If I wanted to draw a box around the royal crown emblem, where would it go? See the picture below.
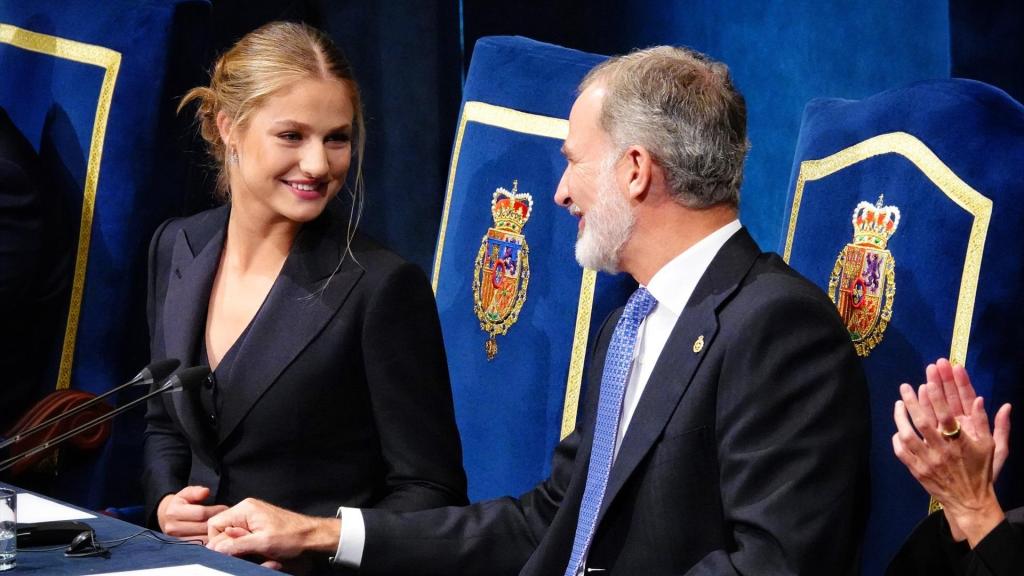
[828,195,900,356]
[473,181,533,360]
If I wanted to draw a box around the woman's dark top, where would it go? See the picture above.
[196,318,255,437]
[887,507,1024,576]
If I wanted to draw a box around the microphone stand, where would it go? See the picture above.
[0,366,208,474]
[0,359,180,451]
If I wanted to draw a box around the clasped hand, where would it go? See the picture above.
[891,358,1012,547]
[206,498,339,571]
[157,485,229,544]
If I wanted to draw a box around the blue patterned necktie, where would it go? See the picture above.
[564,287,658,576]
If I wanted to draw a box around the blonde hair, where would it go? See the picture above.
[178,21,365,203]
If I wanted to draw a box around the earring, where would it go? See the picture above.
[230,148,239,165]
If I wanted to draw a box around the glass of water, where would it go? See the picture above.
[0,488,14,571]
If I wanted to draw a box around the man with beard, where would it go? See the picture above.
[205,46,870,575]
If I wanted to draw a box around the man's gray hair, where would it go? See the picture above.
[580,46,750,208]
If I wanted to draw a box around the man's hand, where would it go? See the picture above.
[207,498,340,564]
[157,485,229,544]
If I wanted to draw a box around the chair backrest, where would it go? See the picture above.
[779,79,1024,575]
[0,0,210,507]
[431,36,634,501]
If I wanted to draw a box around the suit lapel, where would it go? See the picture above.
[163,205,229,455]
[215,206,364,446]
[596,229,762,523]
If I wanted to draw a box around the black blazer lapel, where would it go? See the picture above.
[597,228,762,523]
[215,208,364,446]
[162,205,229,458]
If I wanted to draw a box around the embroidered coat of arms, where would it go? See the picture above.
[828,195,900,356]
[473,181,533,360]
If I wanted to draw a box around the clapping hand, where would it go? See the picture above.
[892,359,1011,547]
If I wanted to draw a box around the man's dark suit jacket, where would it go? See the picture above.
[142,201,468,526]
[0,108,71,433]
[887,507,1024,576]
[357,228,870,575]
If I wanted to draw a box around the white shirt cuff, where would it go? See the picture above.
[331,506,366,568]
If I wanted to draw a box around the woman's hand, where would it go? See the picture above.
[926,359,1012,481]
[892,359,1011,547]
[157,485,229,544]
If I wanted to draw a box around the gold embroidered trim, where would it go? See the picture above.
[784,131,991,366]
[431,101,589,436]
[561,270,596,439]
[0,23,122,390]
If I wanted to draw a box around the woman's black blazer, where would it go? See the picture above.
[141,200,467,525]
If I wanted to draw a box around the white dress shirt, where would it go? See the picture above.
[334,220,744,569]
[613,219,742,459]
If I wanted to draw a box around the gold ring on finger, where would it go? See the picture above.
[941,420,962,440]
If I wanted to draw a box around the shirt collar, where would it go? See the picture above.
[645,220,743,318]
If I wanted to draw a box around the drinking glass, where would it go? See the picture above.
[0,488,14,571]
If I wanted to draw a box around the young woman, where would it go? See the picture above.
[142,21,466,547]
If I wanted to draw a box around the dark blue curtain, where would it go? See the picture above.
[950,0,1024,105]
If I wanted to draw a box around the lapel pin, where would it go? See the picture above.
[693,335,704,354]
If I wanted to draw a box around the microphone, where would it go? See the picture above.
[0,359,181,451]
[0,366,210,473]
[127,358,183,387]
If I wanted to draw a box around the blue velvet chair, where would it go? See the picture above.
[0,0,210,509]
[432,36,634,501]
[778,79,1024,575]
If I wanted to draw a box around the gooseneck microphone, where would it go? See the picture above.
[0,358,182,451]
[0,366,210,473]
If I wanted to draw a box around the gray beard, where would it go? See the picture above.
[574,169,635,274]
